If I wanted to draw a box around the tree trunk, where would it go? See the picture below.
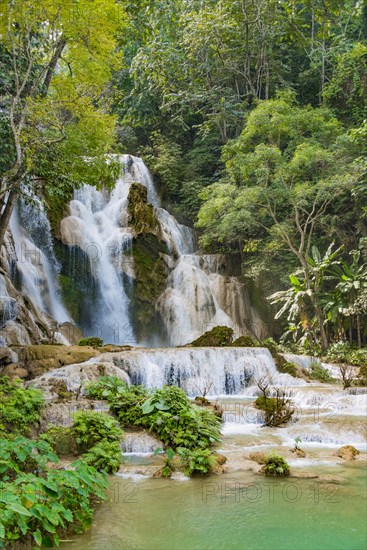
[0,188,19,245]
[357,314,361,348]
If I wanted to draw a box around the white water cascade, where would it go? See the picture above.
[9,202,70,325]
[95,347,303,396]
[60,155,265,346]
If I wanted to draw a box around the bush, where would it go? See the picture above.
[0,377,44,435]
[177,447,217,476]
[255,382,294,427]
[73,411,123,453]
[309,362,332,382]
[85,376,128,400]
[358,364,367,386]
[78,337,103,348]
[277,361,298,376]
[82,441,122,474]
[0,436,107,548]
[263,454,290,477]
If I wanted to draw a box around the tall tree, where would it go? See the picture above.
[0,0,125,243]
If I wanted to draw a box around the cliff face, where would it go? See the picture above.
[0,232,53,346]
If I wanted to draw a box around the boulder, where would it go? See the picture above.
[0,363,28,379]
[0,346,15,365]
[18,344,100,378]
[248,451,267,465]
[290,447,306,458]
[40,399,110,430]
[29,360,130,400]
[58,322,83,345]
[336,445,360,461]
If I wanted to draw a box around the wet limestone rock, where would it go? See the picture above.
[290,447,306,458]
[29,360,130,400]
[336,445,360,460]
[40,399,110,430]
[121,430,163,454]
[128,183,160,235]
[0,363,28,379]
[17,344,100,378]
[248,452,267,465]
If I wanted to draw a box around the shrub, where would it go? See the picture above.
[73,411,123,453]
[358,364,367,386]
[0,458,107,548]
[277,361,298,376]
[81,441,122,474]
[255,381,294,427]
[0,377,44,435]
[263,454,290,477]
[177,447,217,476]
[85,376,128,400]
[0,436,58,481]
[78,337,103,348]
[309,362,332,382]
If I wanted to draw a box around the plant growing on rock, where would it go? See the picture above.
[189,326,234,347]
[73,411,123,452]
[78,337,103,348]
[177,447,217,476]
[309,362,332,382]
[0,376,43,435]
[263,454,290,477]
[255,379,294,427]
[339,364,356,389]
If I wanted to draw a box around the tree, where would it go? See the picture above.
[0,0,125,243]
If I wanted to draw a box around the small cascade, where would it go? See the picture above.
[9,202,70,324]
[101,347,303,396]
[121,431,162,454]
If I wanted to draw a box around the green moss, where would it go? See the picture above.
[128,182,160,234]
[231,335,259,347]
[263,454,290,477]
[59,274,81,321]
[78,337,103,348]
[189,326,234,347]
[128,234,168,328]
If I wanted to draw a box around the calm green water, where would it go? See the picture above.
[62,465,367,550]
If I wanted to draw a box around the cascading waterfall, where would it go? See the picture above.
[9,201,70,324]
[60,155,260,345]
[95,347,303,396]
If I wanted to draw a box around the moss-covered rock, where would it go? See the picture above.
[128,182,160,235]
[188,326,234,347]
[17,345,100,378]
[231,335,259,347]
[78,337,103,348]
[41,426,78,456]
[128,234,168,332]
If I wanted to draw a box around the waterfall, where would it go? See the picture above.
[97,347,303,396]
[59,155,261,346]
[9,202,70,324]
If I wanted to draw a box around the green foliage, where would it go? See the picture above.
[189,326,234,347]
[263,454,290,477]
[177,447,217,476]
[40,426,77,457]
[85,376,128,400]
[81,441,122,474]
[326,342,367,367]
[0,437,58,481]
[73,411,123,453]
[78,337,104,348]
[309,362,333,382]
[0,456,107,548]
[324,43,367,125]
[0,377,43,435]
[85,378,222,452]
